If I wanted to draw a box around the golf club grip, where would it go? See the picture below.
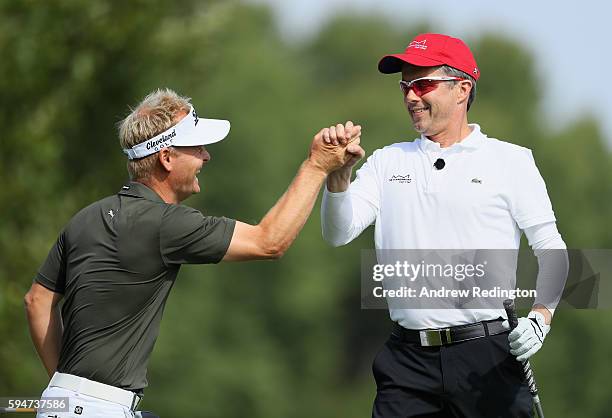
[522,361,539,394]
[502,300,544,417]
[503,299,519,329]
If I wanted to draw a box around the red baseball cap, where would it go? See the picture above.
[378,33,480,80]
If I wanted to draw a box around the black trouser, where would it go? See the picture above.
[372,330,533,418]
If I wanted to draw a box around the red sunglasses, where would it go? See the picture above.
[399,76,466,97]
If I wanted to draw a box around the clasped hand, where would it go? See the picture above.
[309,121,365,174]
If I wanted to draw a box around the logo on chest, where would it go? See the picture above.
[388,174,412,184]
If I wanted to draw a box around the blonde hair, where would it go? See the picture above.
[118,88,191,180]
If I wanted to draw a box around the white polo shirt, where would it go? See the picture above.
[321,124,557,329]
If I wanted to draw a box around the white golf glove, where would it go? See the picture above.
[502,311,550,362]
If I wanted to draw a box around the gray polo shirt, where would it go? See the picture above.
[35,182,235,391]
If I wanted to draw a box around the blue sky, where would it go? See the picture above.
[249,0,612,144]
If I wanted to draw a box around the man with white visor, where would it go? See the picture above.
[321,34,568,417]
[25,88,362,417]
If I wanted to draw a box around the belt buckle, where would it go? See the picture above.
[420,328,452,346]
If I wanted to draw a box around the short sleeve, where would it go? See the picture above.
[35,231,67,294]
[160,205,236,265]
[509,149,556,229]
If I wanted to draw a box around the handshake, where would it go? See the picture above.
[308,121,366,176]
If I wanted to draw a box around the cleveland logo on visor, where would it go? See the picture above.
[146,130,176,150]
[122,105,230,160]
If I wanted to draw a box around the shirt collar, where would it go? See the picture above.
[118,181,166,203]
[417,124,486,153]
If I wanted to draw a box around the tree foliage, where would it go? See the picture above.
[1,2,610,417]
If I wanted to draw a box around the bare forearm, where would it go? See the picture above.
[224,122,362,261]
[26,304,63,377]
[258,160,327,255]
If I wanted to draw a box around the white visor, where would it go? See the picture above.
[123,106,230,160]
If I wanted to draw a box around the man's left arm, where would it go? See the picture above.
[25,282,63,377]
[505,148,569,361]
[526,221,570,322]
[505,221,569,361]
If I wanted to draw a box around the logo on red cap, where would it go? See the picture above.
[408,40,428,50]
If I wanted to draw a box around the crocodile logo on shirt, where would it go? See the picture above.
[389,174,412,184]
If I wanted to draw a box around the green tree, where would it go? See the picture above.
[1,2,610,417]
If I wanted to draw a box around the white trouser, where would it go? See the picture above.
[36,373,148,418]
[36,386,135,418]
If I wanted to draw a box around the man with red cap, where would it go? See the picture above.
[321,34,568,417]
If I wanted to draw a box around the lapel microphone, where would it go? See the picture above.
[434,158,446,170]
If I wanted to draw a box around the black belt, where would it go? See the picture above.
[392,319,507,347]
